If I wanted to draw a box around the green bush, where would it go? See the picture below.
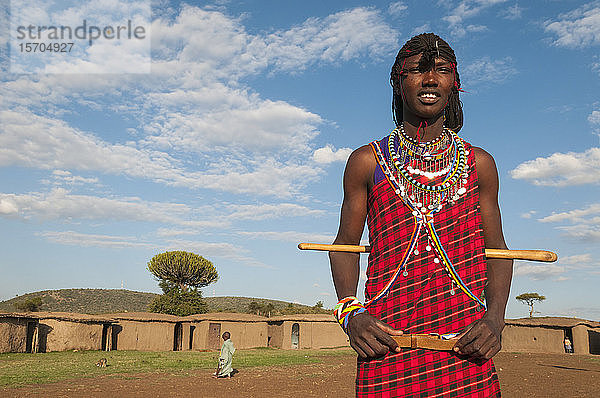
[148,288,208,316]
[15,297,43,312]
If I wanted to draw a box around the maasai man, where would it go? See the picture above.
[213,332,235,378]
[330,33,512,397]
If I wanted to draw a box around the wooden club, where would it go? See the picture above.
[297,243,557,262]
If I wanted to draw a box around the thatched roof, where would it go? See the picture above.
[0,312,113,323]
[103,312,182,323]
[0,312,39,320]
[186,313,268,322]
[505,317,600,328]
[268,314,337,322]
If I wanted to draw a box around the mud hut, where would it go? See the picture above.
[0,313,39,353]
[502,317,600,355]
[267,314,348,349]
[105,312,183,351]
[33,312,113,352]
[186,313,269,350]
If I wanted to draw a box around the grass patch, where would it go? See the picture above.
[0,348,354,389]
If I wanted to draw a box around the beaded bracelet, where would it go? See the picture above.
[333,296,366,334]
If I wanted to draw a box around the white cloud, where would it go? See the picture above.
[0,109,184,183]
[559,253,593,265]
[557,225,600,242]
[1,6,401,199]
[43,170,100,187]
[520,210,536,219]
[262,7,399,71]
[237,230,335,243]
[513,261,566,280]
[544,2,600,48]
[312,145,353,164]
[155,228,202,237]
[538,204,600,242]
[443,0,507,37]
[388,2,408,18]
[411,24,431,37]
[510,147,600,186]
[8,1,152,74]
[499,4,523,20]
[38,230,155,249]
[539,203,600,224]
[0,198,19,215]
[0,188,191,223]
[593,61,600,76]
[0,188,331,228]
[163,238,269,268]
[0,109,323,198]
[462,56,517,85]
[589,110,600,125]
[226,203,326,221]
[143,92,323,153]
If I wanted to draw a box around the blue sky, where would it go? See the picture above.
[1,0,599,320]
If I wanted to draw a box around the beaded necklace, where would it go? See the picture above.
[387,123,469,214]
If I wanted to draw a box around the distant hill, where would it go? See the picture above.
[0,289,329,316]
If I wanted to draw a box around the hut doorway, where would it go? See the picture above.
[291,323,300,349]
[208,323,221,350]
[564,329,574,353]
[26,321,38,353]
[173,323,183,351]
[589,330,600,355]
[189,326,195,350]
[101,324,113,351]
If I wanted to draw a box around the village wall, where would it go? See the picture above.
[268,322,284,348]
[0,318,29,353]
[572,325,589,355]
[501,325,564,354]
[39,319,103,352]
[298,321,348,349]
[191,321,268,350]
[273,320,348,350]
[113,320,174,351]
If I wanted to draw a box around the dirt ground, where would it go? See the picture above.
[3,351,599,397]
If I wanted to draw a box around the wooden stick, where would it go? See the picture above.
[297,243,557,262]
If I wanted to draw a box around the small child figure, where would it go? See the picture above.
[564,338,573,354]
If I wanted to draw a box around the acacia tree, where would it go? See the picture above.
[147,251,218,292]
[516,292,546,318]
[147,251,218,316]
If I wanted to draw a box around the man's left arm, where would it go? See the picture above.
[454,147,513,360]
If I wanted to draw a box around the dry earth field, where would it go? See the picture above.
[3,350,600,397]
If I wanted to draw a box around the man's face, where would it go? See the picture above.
[399,53,455,121]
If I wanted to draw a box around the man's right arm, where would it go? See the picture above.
[329,145,402,359]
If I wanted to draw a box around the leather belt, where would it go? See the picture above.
[392,334,458,351]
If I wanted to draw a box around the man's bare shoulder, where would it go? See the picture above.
[472,146,497,172]
[344,145,376,190]
[471,146,499,189]
[348,144,375,163]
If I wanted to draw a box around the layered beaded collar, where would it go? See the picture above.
[383,123,469,215]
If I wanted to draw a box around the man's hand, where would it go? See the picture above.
[347,312,404,359]
[453,314,504,360]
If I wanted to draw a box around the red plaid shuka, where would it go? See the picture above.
[356,135,501,397]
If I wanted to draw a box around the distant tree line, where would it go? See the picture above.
[246,300,329,317]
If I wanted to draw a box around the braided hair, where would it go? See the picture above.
[390,33,463,132]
